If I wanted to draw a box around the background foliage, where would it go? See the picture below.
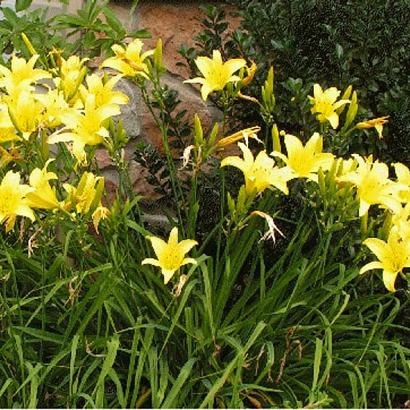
[187,0,410,163]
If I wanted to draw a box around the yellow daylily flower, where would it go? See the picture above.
[5,90,43,140]
[35,89,70,128]
[390,205,410,257]
[0,54,50,95]
[0,171,35,232]
[55,55,88,103]
[221,142,292,195]
[26,160,60,210]
[391,203,410,242]
[338,154,402,216]
[392,162,410,202]
[79,74,129,109]
[272,132,334,182]
[356,116,389,139]
[184,50,246,100]
[360,231,410,292]
[48,94,120,164]
[142,227,198,284]
[308,84,350,129]
[101,39,154,79]
[63,172,104,215]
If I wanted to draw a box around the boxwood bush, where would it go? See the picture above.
[227,0,410,162]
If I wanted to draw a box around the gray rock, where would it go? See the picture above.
[113,76,142,139]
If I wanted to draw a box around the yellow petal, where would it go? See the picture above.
[48,131,77,144]
[327,112,339,129]
[200,83,213,101]
[284,134,303,159]
[147,236,168,259]
[333,99,350,110]
[142,258,161,267]
[168,227,179,246]
[15,205,36,222]
[183,77,205,85]
[394,163,410,184]
[177,239,198,255]
[382,270,398,292]
[363,238,389,261]
[313,84,323,98]
[324,87,340,103]
[101,58,134,76]
[220,156,247,172]
[224,58,247,76]
[195,56,213,78]
[359,261,383,275]
[162,268,177,284]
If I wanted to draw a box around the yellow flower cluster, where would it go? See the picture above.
[220,133,410,292]
[347,158,410,292]
[221,132,334,196]
[0,161,109,233]
[181,50,404,292]
[0,41,145,232]
[0,52,130,163]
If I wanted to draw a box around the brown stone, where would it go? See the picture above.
[134,1,242,79]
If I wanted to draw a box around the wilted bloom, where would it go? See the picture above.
[251,210,284,243]
[101,39,154,79]
[5,90,43,140]
[272,132,334,182]
[79,74,128,109]
[26,160,60,210]
[92,205,110,234]
[221,142,292,195]
[241,60,257,86]
[360,231,410,292]
[48,94,120,164]
[356,116,389,139]
[338,154,402,216]
[216,126,261,149]
[184,50,246,100]
[308,84,350,129]
[142,227,198,284]
[0,54,50,95]
[0,171,35,232]
[0,146,22,168]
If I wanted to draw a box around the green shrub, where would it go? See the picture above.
[222,0,410,162]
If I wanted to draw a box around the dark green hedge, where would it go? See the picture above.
[232,0,410,162]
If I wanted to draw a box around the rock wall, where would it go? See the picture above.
[99,1,241,202]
